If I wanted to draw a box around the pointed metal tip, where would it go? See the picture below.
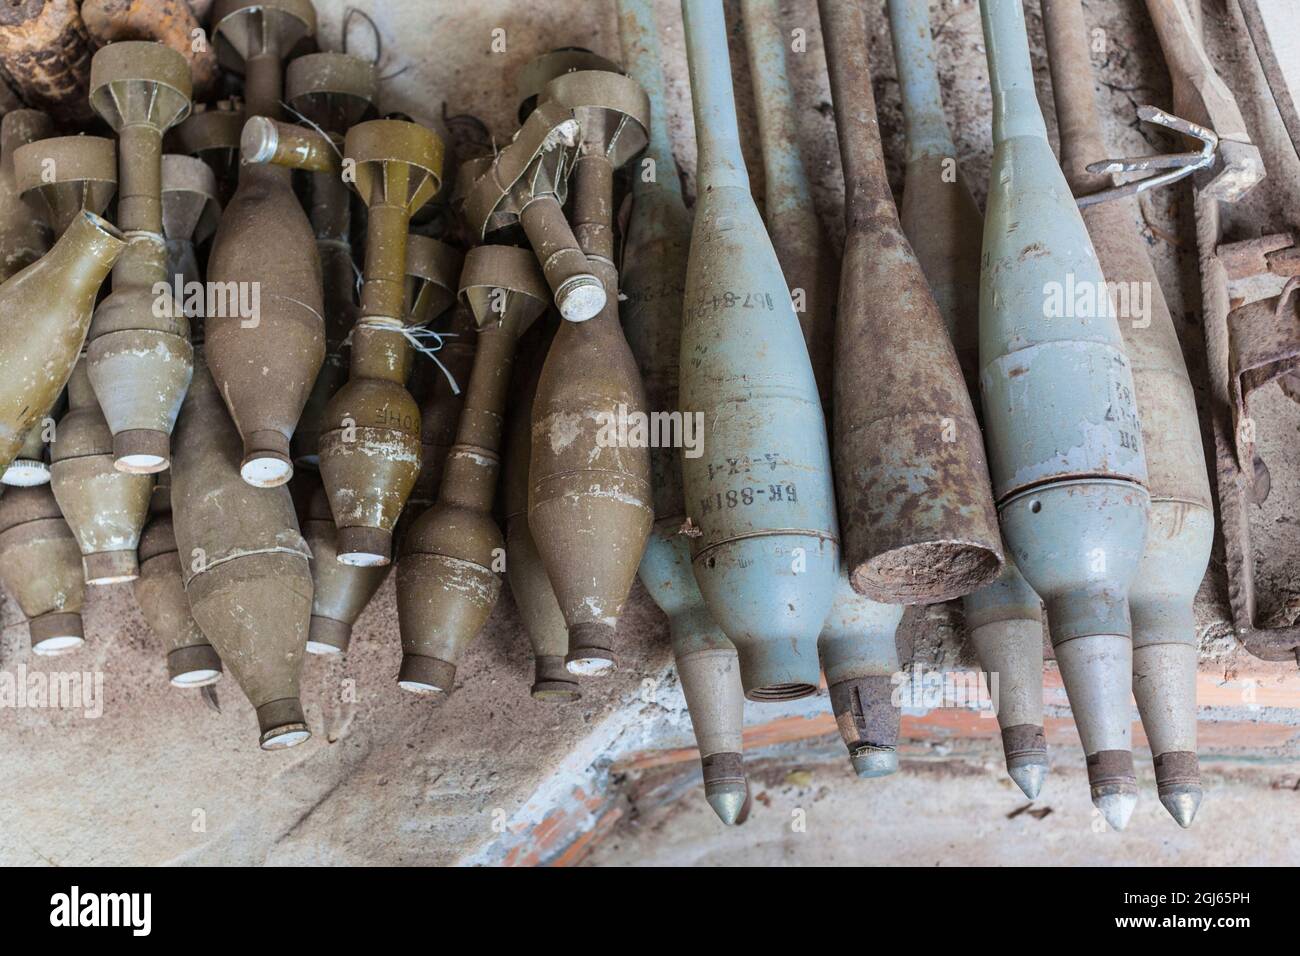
[1007,759,1048,800]
[1093,790,1138,831]
[851,749,898,778]
[704,784,747,826]
[1160,787,1202,829]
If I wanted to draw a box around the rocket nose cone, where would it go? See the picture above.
[851,748,898,779]
[704,783,747,826]
[1007,759,1048,800]
[1093,790,1138,831]
[1159,787,1202,829]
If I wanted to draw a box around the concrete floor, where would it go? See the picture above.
[0,0,1297,866]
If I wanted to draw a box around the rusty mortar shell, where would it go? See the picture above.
[820,0,1003,606]
[1042,0,1212,828]
[619,0,744,820]
[0,484,86,654]
[171,351,314,749]
[679,0,836,700]
[241,116,338,174]
[528,68,654,676]
[401,236,474,532]
[136,513,224,687]
[0,0,94,126]
[888,0,1048,798]
[81,0,219,100]
[86,42,195,475]
[317,119,443,566]
[160,154,220,322]
[50,356,154,584]
[0,109,54,282]
[395,245,548,698]
[515,47,622,123]
[979,0,1150,831]
[0,209,123,477]
[14,134,117,236]
[170,100,245,204]
[284,54,378,469]
[818,577,904,778]
[463,100,605,322]
[297,473,388,656]
[502,319,579,702]
[206,0,322,489]
[740,0,837,405]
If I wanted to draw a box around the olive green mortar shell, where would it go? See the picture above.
[170,101,244,204]
[160,154,220,323]
[206,0,323,490]
[502,319,578,702]
[396,245,547,698]
[529,69,654,676]
[172,353,314,750]
[1042,0,1213,828]
[619,0,743,821]
[819,0,1003,606]
[136,513,224,687]
[0,484,86,655]
[401,238,475,531]
[50,358,154,584]
[0,210,123,477]
[740,0,837,405]
[15,135,117,236]
[0,109,53,282]
[86,43,194,475]
[887,0,1048,798]
[463,99,604,322]
[298,476,388,656]
[319,120,444,566]
[679,0,837,700]
[285,52,377,468]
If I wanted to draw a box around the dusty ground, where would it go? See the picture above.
[0,0,1297,866]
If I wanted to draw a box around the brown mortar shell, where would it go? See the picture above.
[50,359,153,583]
[14,135,117,235]
[0,109,53,283]
[1086,749,1138,792]
[241,116,337,173]
[211,0,317,114]
[306,615,352,654]
[1001,723,1048,760]
[828,674,900,753]
[396,280,539,694]
[255,696,310,750]
[0,211,122,475]
[81,1,218,98]
[0,0,95,125]
[405,305,476,518]
[405,234,463,328]
[170,103,244,203]
[820,0,1003,605]
[301,484,388,650]
[293,239,356,466]
[136,515,223,686]
[166,643,224,687]
[0,485,85,642]
[171,356,313,744]
[28,610,84,652]
[566,621,617,673]
[206,157,325,488]
[1153,750,1200,793]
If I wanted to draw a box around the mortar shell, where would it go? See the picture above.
[0,484,86,654]
[136,514,223,687]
